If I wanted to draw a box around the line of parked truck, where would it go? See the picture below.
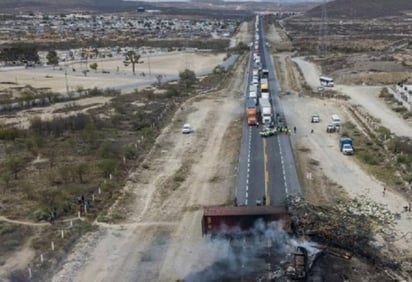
[245,16,274,129]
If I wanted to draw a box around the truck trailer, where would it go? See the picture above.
[339,137,353,155]
[202,206,290,237]
[249,90,257,105]
[259,98,272,125]
[260,78,268,93]
[246,98,257,126]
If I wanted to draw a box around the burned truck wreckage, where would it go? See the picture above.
[199,205,320,281]
[191,199,403,282]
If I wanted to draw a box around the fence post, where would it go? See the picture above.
[51,241,55,251]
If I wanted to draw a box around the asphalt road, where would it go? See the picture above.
[236,17,301,207]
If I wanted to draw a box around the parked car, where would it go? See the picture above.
[326,123,337,133]
[311,114,320,123]
[182,123,193,134]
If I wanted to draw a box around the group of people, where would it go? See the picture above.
[77,194,91,214]
[273,126,295,134]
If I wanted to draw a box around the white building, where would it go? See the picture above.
[393,83,412,112]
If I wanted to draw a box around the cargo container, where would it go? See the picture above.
[259,98,272,125]
[246,98,257,126]
[260,78,268,93]
[202,206,290,236]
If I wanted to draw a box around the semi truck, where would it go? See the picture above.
[261,91,269,100]
[249,87,257,105]
[339,137,353,155]
[259,98,272,125]
[250,84,260,99]
[246,98,257,126]
[252,68,259,79]
[262,69,269,78]
[260,78,268,93]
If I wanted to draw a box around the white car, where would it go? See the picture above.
[182,124,193,134]
[311,114,320,123]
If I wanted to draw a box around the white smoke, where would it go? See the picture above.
[178,219,320,281]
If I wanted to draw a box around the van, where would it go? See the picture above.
[331,114,340,126]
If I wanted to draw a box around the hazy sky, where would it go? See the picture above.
[124,0,324,2]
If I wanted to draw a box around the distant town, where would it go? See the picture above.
[0,12,240,46]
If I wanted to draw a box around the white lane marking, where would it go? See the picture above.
[245,126,253,204]
[277,135,288,196]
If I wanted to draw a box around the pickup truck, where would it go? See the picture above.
[342,144,354,155]
[339,137,354,155]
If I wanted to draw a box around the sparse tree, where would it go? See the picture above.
[75,162,88,183]
[123,51,141,74]
[5,155,24,180]
[89,62,98,72]
[46,50,59,69]
[1,172,12,193]
[58,165,71,184]
[155,74,164,86]
[97,159,116,178]
[0,45,39,65]
[179,69,197,89]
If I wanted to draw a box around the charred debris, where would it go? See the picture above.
[193,197,406,281]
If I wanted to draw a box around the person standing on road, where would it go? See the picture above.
[293,126,296,134]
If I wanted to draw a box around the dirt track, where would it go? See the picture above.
[0,52,226,95]
[50,21,252,281]
[51,54,245,282]
[268,25,412,261]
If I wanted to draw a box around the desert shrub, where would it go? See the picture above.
[357,149,382,166]
[0,127,19,140]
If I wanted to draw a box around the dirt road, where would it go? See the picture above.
[267,23,412,260]
[0,52,226,95]
[51,56,245,282]
[293,57,412,138]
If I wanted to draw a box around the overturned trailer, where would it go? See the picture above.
[202,206,290,237]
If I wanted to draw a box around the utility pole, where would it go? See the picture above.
[147,52,151,76]
[65,69,69,95]
[318,0,328,57]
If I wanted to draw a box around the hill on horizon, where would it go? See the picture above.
[306,0,412,18]
[0,0,138,11]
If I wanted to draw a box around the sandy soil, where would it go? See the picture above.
[0,52,226,94]
[230,21,253,47]
[51,55,245,282]
[0,26,245,281]
[293,56,412,138]
[0,239,35,279]
[47,25,249,281]
[274,38,412,259]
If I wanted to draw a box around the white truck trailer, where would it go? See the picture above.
[259,98,272,125]
[249,85,258,105]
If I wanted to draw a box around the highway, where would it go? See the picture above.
[236,16,301,207]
